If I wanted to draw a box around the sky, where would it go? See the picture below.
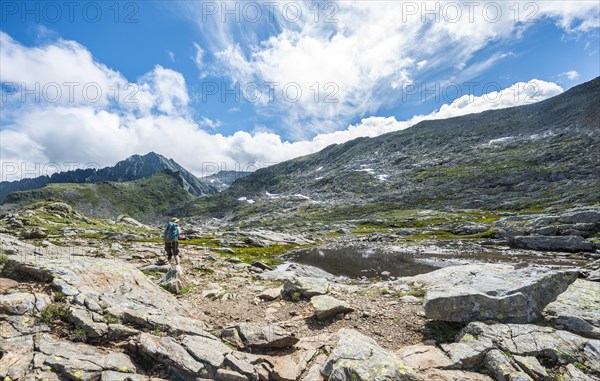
[1,0,599,181]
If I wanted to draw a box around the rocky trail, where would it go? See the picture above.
[0,202,599,381]
[2,227,599,381]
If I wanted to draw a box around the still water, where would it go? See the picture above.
[283,244,586,279]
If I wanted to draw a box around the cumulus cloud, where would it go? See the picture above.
[182,0,598,136]
[561,70,580,80]
[0,30,568,181]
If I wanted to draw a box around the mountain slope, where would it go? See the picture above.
[202,171,252,191]
[3,170,194,223]
[0,152,216,203]
[183,76,600,221]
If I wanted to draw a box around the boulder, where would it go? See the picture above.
[37,333,137,380]
[0,334,35,380]
[412,264,577,323]
[157,268,188,294]
[258,287,282,301]
[442,322,600,376]
[512,355,550,380]
[563,364,596,381]
[236,323,299,349]
[483,349,533,381]
[543,279,600,339]
[397,344,492,381]
[450,223,488,236]
[181,334,232,370]
[283,277,329,299]
[310,295,354,321]
[558,211,600,225]
[0,292,50,315]
[259,263,336,281]
[0,277,19,293]
[137,333,206,378]
[509,235,594,252]
[322,329,417,381]
[21,228,47,239]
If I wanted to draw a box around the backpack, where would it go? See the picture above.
[164,222,178,241]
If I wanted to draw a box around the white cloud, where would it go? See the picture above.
[193,43,205,69]
[0,32,567,181]
[167,50,175,62]
[561,70,580,80]
[183,0,597,137]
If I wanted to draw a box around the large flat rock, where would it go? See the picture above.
[543,279,600,339]
[321,329,417,381]
[442,322,600,378]
[409,264,578,323]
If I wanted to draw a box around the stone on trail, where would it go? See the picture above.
[310,295,354,321]
[543,279,600,339]
[258,287,282,301]
[283,276,329,300]
[157,268,189,294]
[408,264,578,323]
[236,323,299,349]
[321,329,417,381]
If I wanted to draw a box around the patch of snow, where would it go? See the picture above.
[357,167,375,174]
[237,197,255,204]
[316,166,323,171]
[528,131,555,140]
[209,179,216,183]
[487,136,514,145]
[246,199,255,204]
[265,191,280,199]
[291,194,310,200]
[376,174,389,181]
[315,176,324,181]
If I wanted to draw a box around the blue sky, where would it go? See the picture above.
[1,1,599,179]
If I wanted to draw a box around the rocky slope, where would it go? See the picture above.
[0,152,217,203]
[183,76,600,223]
[1,219,599,380]
[202,171,252,192]
[2,171,195,223]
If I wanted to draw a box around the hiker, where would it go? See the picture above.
[164,217,181,270]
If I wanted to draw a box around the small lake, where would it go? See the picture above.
[282,244,586,279]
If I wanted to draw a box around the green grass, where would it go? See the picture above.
[53,291,66,302]
[40,303,71,324]
[421,321,466,343]
[103,312,121,324]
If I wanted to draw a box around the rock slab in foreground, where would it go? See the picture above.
[321,329,417,381]
[442,321,600,379]
[543,279,600,339]
[413,264,577,323]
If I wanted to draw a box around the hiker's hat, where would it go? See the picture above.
[170,217,180,223]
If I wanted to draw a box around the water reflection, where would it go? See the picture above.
[284,247,439,278]
[283,244,587,279]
